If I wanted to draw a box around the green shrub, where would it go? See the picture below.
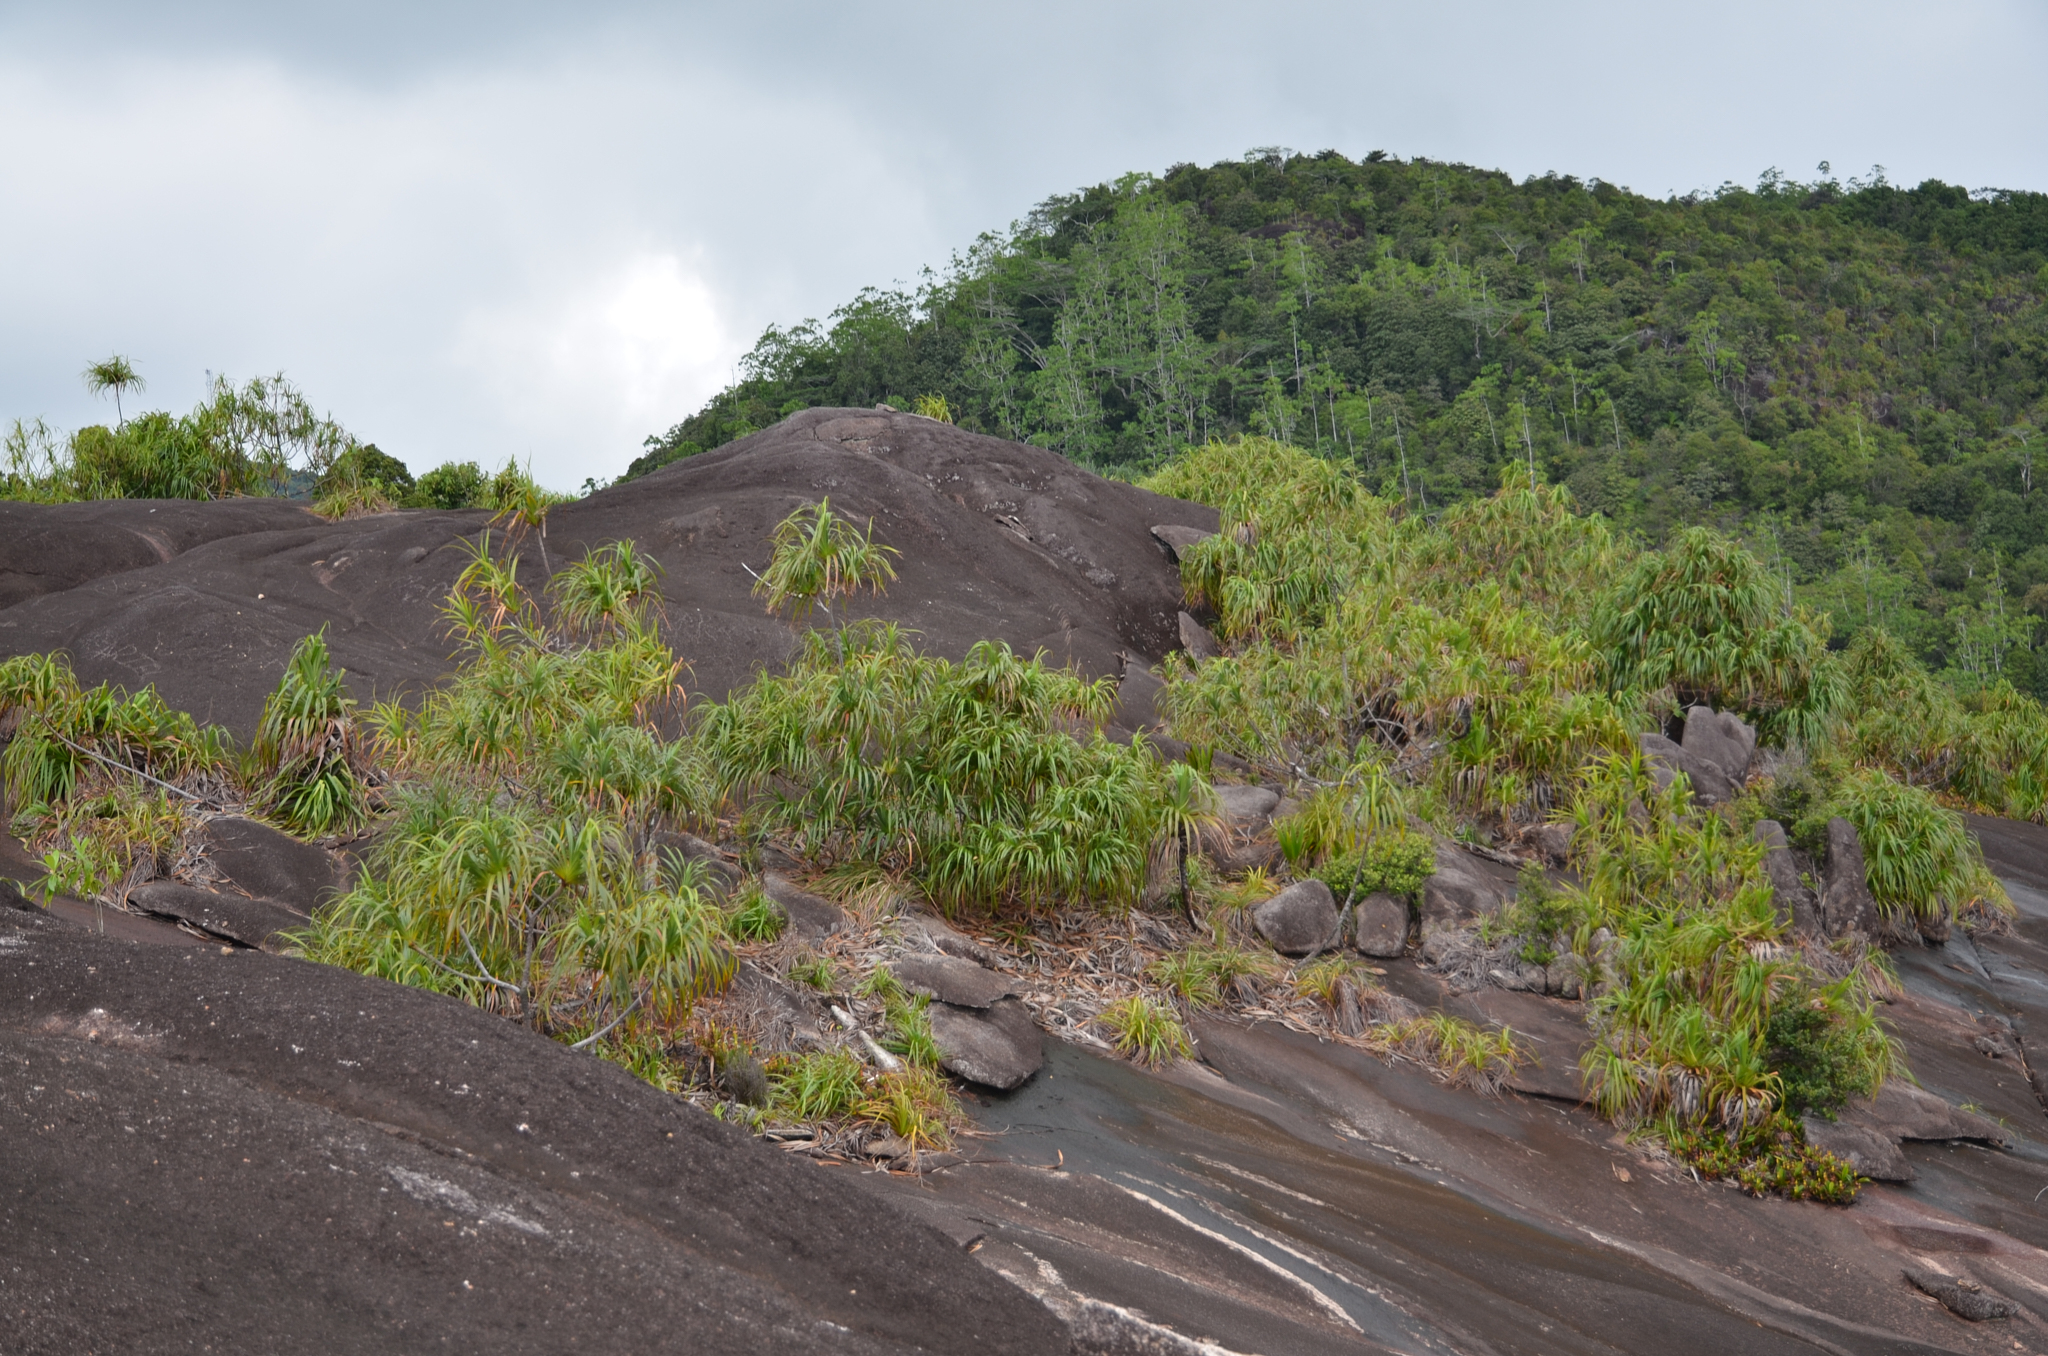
[1764,1002,1884,1120]
[1310,834,1435,901]
[316,443,412,499]
[1483,865,1591,966]
[410,460,489,509]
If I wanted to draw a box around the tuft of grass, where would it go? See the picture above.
[1293,954,1370,1006]
[1098,994,1192,1066]
[788,952,839,993]
[1387,1013,1521,1092]
[591,1030,685,1094]
[768,1048,866,1122]
[723,880,785,942]
[1149,942,1274,1009]
[859,1066,958,1149]
[879,993,943,1071]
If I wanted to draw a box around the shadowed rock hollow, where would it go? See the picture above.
[0,408,1216,735]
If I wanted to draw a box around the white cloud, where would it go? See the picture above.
[452,251,734,482]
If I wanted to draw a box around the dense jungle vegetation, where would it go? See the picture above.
[635,150,2048,697]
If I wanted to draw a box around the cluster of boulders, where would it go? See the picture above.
[705,869,1045,1108]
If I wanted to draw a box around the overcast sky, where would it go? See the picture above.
[4,1,2045,488]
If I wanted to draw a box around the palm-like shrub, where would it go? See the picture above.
[1823,768,2006,933]
[298,537,726,1041]
[753,497,899,624]
[703,624,1178,913]
[254,630,368,836]
[1591,526,1841,743]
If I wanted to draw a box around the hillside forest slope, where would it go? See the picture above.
[635,151,2048,697]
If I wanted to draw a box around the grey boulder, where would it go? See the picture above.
[890,954,1017,1009]
[1819,818,1878,940]
[1252,879,1339,956]
[1524,821,1574,865]
[1177,611,1222,664]
[1201,784,1283,874]
[1753,820,1821,935]
[1801,1115,1914,1181]
[1680,705,1757,784]
[1214,784,1280,824]
[1150,524,1215,563]
[762,873,849,940]
[928,997,1043,1090]
[1638,732,1734,806]
[1352,891,1409,958]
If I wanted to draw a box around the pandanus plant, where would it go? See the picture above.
[753,497,899,626]
[254,629,368,836]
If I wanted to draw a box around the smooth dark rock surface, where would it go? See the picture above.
[0,410,1217,735]
[200,815,345,916]
[125,880,305,951]
[0,908,1068,1355]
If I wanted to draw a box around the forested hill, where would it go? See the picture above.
[633,150,2048,691]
